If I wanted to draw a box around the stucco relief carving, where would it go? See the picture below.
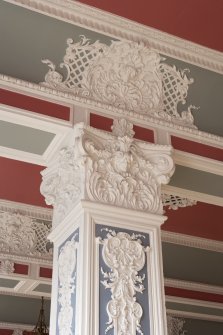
[41,36,198,127]
[58,236,78,335]
[100,229,149,335]
[0,211,52,257]
[0,260,15,275]
[161,194,197,210]
[85,119,174,213]
[40,127,86,225]
[41,120,174,223]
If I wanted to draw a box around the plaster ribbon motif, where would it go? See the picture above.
[58,236,78,335]
[100,229,149,335]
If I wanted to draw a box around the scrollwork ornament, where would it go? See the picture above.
[100,229,149,335]
[41,36,198,127]
[84,119,174,214]
[58,236,78,335]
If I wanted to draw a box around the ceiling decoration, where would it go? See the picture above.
[41,36,197,128]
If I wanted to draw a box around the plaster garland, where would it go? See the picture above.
[41,36,197,128]
[58,236,78,335]
[41,119,175,224]
[100,229,149,335]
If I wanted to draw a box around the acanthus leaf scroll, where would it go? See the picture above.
[41,119,174,224]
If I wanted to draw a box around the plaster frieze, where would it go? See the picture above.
[40,119,174,224]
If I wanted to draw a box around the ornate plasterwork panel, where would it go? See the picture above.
[41,119,174,223]
[0,211,52,257]
[41,36,197,127]
[0,260,15,275]
[167,315,186,335]
[58,236,78,335]
[161,194,197,210]
[100,229,149,335]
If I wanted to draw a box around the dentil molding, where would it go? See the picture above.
[4,0,223,74]
[1,74,223,148]
[40,119,174,224]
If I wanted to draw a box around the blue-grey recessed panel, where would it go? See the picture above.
[33,283,52,294]
[162,242,223,286]
[0,120,55,155]
[0,294,50,324]
[96,224,150,335]
[169,165,223,198]
[57,229,79,335]
[0,278,20,288]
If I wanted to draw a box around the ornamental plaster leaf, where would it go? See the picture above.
[40,142,86,225]
[167,315,186,335]
[100,230,148,335]
[41,120,174,220]
[161,194,197,210]
[41,36,198,127]
[0,260,15,274]
[58,237,78,335]
[84,119,174,214]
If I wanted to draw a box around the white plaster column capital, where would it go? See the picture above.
[40,119,174,226]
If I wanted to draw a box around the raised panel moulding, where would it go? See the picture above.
[40,119,175,225]
[41,36,198,128]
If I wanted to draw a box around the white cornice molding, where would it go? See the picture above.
[165,278,223,295]
[1,75,223,149]
[166,295,223,311]
[162,185,223,207]
[0,199,52,221]
[0,322,34,331]
[4,0,223,74]
[174,150,223,177]
[167,309,223,323]
[161,231,223,253]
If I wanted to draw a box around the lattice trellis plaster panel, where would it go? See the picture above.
[161,194,197,210]
[167,315,186,335]
[41,36,198,128]
[0,211,52,258]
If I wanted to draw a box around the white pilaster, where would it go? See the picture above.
[41,119,174,335]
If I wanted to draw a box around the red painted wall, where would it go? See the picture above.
[78,0,223,52]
